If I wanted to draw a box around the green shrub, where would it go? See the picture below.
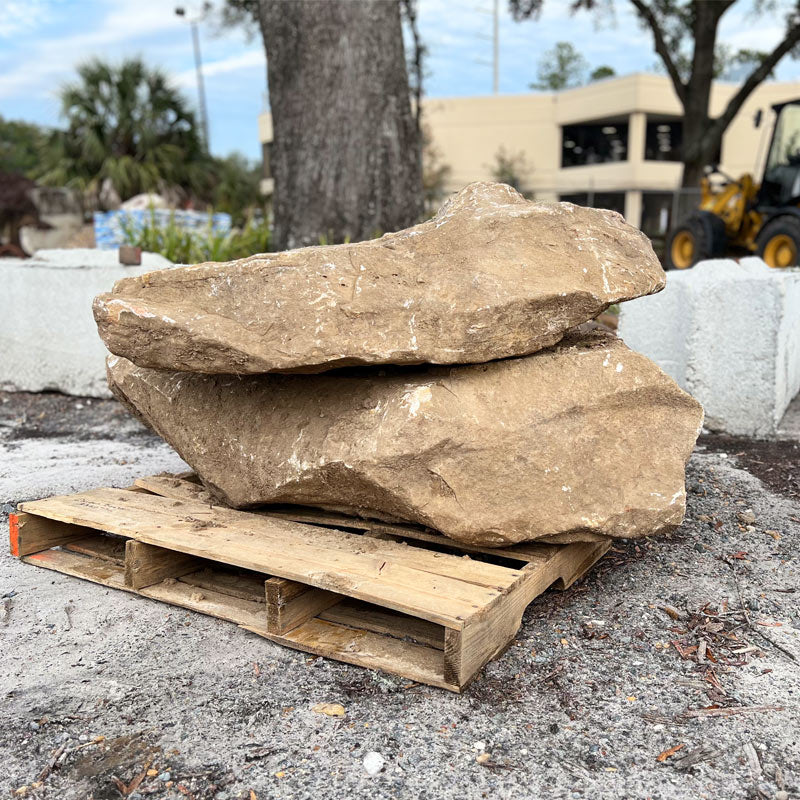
[120,209,270,263]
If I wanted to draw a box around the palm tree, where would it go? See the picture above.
[39,58,209,208]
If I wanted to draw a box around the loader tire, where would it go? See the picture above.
[664,212,726,270]
[756,216,800,268]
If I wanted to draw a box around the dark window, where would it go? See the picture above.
[645,119,682,161]
[561,122,628,167]
[559,192,626,216]
[640,191,675,238]
[644,117,720,164]
[560,193,588,205]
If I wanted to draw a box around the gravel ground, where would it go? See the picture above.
[1,390,798,800]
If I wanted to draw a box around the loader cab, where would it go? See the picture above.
[757,99,800,209]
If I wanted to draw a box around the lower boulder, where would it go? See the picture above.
[107,328,703,546]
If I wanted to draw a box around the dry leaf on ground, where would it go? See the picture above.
[656,743,685,762]
[312,702,346,717]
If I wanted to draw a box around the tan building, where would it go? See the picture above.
[257,73,800,236]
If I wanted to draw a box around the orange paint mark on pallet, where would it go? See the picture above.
[9,513,19,557]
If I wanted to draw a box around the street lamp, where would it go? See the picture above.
[175,6,210,151]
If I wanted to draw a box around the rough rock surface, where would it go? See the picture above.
[107,328,703,546]
[94,182,665,374]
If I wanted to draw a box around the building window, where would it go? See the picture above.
[559,192,626,216]
[561,122,628,168]
[645,119,682,161]
[640,191,675,238]
[644,117,721,164]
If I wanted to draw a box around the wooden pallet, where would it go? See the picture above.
[9,474,609,691]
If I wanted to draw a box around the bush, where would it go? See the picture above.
[121,209,270,263]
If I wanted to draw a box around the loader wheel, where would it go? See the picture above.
[757,216,800,268]
[668,228,696,269]
[664,212,727,270]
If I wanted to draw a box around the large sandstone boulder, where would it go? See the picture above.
[94,182,665,374]
[107,328,703,546]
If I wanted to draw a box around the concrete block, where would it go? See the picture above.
[1,248,172,398]
[19,186,84,254]
[618,257,800,437]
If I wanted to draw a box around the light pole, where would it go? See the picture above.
[492,0,499,95]
[175,6,210,152]
[475,1,500,94]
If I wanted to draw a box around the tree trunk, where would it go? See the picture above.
[257,0,423,250]
[679,1,725,188]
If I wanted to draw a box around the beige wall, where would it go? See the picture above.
[257,72,800,227]
[422,74,800,198]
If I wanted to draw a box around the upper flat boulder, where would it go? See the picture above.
[93,182,665,374]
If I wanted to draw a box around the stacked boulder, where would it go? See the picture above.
[93,182,703,547]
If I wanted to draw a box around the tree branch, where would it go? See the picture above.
[714,0,739,15]
[628,0,687,105]
[714,20,800,135]
[400,0,424,135]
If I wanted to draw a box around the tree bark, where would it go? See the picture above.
[678,1,728,188]
[257,0,423,250]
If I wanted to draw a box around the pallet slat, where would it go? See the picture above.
[139,579,266,628]
[179,568,266,603]
[11,475,610,691]
[19,489,503,628]
[249,618,456,691]
[134,474,604,554]
[23,547,130,592]
[135,481,523,588]
[319,598,445,650]
[64,534,126,563]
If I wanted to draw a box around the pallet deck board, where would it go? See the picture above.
[11,473,611,691]
[23,547,130,592]
[139,578,266,628]
[319,598,445,650]
[36,486,520,593]
[20,489,504,628]
[134,474,602,557]
[179,567,267,603]
[63,534,127,563]
[249,618,455,691]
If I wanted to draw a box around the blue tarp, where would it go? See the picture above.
[93,209,232,249]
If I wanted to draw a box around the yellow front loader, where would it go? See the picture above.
[666,98,800,269]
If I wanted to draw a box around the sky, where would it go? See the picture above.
[1,0,800,160]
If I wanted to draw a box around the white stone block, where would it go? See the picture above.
[618,257,800,436]
[1,249,173,398]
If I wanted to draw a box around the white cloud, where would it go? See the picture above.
[173,48,265,88]
[0,0,265,107]
[0,0,55,38]
[0,0,189,98]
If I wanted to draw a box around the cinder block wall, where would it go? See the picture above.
[618,258,800,437]
[1,249,173,398]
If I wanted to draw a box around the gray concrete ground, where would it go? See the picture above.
[1,390,798,800]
